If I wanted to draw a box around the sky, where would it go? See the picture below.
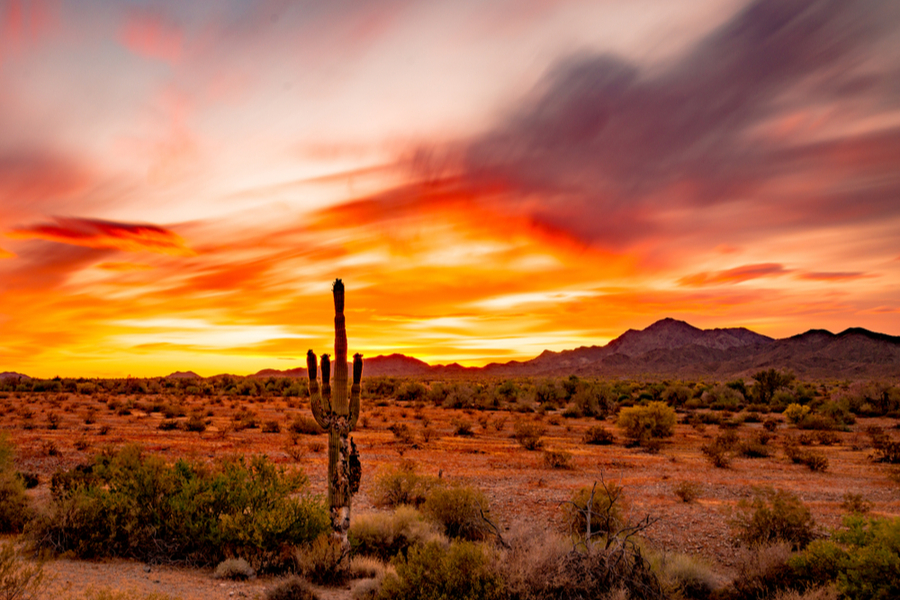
[1,0,899,378]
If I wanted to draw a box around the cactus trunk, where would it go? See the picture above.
[307,279,362,560]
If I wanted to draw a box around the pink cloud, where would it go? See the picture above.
[797,271,872,282]
[118,9,183,64]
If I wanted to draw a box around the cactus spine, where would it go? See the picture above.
[307,278,362,556]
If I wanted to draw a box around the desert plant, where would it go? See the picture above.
[840,492,872,514]
[563,480,626,539]
[651,550,724,600]
[450,418,474,437]
[296,533,349,586]
[542,449,574,469]
[307,279,364,559]
[371,462,440,508]
[213,557,255,580]
[376,540,504,600]
[513,420,546,450]
[0,541,46,600]
[727,542,796,600]
[266,576,320,600]
[289,416,324,435]
[731,487,817,550]
[421,483,492,541]
[350,505,443,560]
[673,481,703,503]
[583,425,615,445]
[617,401,676,446]
[0,436,31,533]
[783,404,811,425]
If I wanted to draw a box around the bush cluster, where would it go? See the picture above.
[617,402,676,446]
[29,445,328,571]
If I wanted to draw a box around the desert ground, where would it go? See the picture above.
[1,379,899,599]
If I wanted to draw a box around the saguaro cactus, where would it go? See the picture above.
[307,279,362,556]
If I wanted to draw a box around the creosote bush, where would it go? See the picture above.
[583,425,615,445]
[513,421,546,450]
[0,435,31,533]
[213,557,255,580]
[266,576,320,600]
[617,401,676,446]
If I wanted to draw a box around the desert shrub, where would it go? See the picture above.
[289,416,323,435]
[422,483,491,541]
[797,414,840,431]
[513,421,546,450]
[701,433,738,468]
[617,401,676,446]
[388,423,415,444]
[213,557,255,580]
[350,505,443,560]
[67,589,183,600]
[0,436,31,533]
[673,481,703,503]
[651,550,723,600]
[730,488,817,550]
[396,381,427,403]
[563,482,625,539]
[727,542,796,600]
[371,462,440,508]
[261,420,281,433]
[450,418,474,437]
[737,434,773,459]
[28,446,328,570]
[784,444,829,472]
[542,449,573,470]
[377,540,504,600]
[266,576,320,600]
[789,515,900,600]
[295,534,349,586]
[0,541,46,600]
[783,404,810,425]
[840,492,872,514]
[583,425,615,445]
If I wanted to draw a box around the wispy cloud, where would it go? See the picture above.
[8,217,195,256]
[679,263,791,286]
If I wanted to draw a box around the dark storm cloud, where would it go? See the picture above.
[462,0,900,248]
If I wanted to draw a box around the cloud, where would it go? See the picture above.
[0,246,14,258]
[453,0,900,250]
[0,152,91,218]
[117,8,183,64]
[679,263,791,286]
[797,271,872,282]
[8,217,194,255]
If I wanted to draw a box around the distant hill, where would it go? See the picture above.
[250,367,307,378]
[165,371,202,379]
[0,372,30,380]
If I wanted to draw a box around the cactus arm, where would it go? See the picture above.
[349,353,363,429]
[307,350,328,429]
[321,353,332,410]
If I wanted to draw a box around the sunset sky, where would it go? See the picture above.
[2,0,899,378]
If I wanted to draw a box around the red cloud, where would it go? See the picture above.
[679,263,790,286]
[118,10,183,63]
[8,217,194,255]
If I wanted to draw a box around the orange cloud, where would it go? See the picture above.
[96,261,155,272]
[797,271,872,282]
[8,217,194,256]
[0,246,14,258]
[678,263,791,287]
[118,9,183,63]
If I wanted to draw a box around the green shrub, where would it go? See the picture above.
[371,462,440,508]
[791,515,900,600]
[617,401,676,445]
[422,483,491,541]
[730,488,817,550]
[28,446,328,570]
[350,505,443,560]
[377,541,504,600]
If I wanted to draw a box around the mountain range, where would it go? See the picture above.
[252,318,900,380]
